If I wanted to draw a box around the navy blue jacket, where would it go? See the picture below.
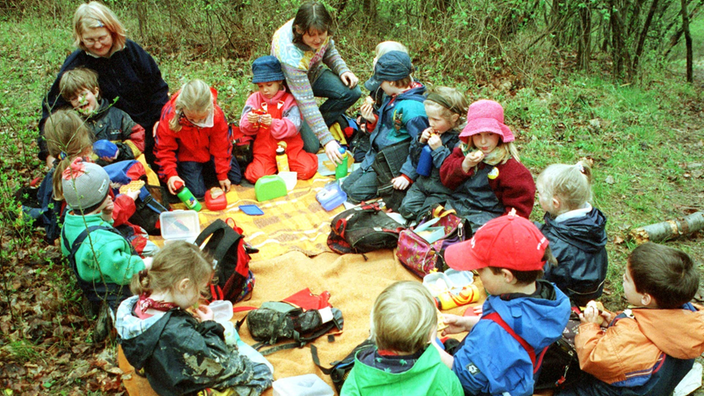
[539,207,608,306]
[39,40,168,161]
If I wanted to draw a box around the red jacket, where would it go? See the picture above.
[155,88,231,181]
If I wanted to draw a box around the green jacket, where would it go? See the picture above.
[61,212,145,285]
[341,345,462,396]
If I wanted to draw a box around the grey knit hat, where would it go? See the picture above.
[62,158,111,212]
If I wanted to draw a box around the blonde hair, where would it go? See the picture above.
[370,281,436,354]
[424,86,468,128]
[538,161,593,215]
[59,68,100,101]
[73,1,126,56]
[373,41,408,68]
[130,241,213,297]
[44,109,94,201]
[168,79,214,132]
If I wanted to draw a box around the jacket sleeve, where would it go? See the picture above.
[493,160,535,218]
[281,63,333,146]
[322,39,351,76]
[398,110,429,180]
[90,232,145,285]
[119,112,146,156]
[157,319,273,395]
[154,107,180,182]
[440,147,475,189]
[209,107,233,181]
[575,322,624,382]
[239,94,259,135]
[271,104,302,140]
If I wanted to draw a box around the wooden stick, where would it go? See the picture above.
[630,212,704,244]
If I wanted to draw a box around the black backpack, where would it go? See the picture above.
[327,201,406,254]
[244,301,344,355]
[371,139,412,212]
[311,338,376,393]
[195,219,256,303]
[128,184,170,235]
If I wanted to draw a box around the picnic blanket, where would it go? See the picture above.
[159,175,344,260]
[119,249,486,395]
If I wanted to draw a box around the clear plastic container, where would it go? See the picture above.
[209,300,233,322]
[273,374,334,396]
[316,181,347,211]
[159,210,200,244]
[423,270,474,297]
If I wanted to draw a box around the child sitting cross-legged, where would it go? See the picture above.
[341,281,462,396]
[536,161,608,306]
[59,67,145,166]
[550,242,704,396]
[435,212,571,396]
[440,100,535,231]
[116,241,273,396]
[239,55,318,183]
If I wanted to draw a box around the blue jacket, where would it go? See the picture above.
[360,86,428,171]
[453,280,571,396]
[539,207,608,306]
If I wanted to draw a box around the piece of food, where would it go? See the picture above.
[365,96,374,105]
[437,310,447,331]
[210,187,223,199]
[585,301,606,325]
[119,180,145,195]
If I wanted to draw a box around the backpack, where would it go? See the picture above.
[371,139,412,212]
[229,123,254,170]
[195,219,256,303]
[534,318,585,390]
[311,338,376,393]
[244,294,344,356]
[327,201,406,254]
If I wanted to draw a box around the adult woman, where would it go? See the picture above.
[271,0,361,163]
[39,1,168,169]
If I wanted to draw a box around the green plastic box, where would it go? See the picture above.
[255,175,287,202]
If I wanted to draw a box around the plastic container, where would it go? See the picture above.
[273,374,334,396]
[93,140,118,159]
[255,175,287,202]
[423,269,474,297]
[209,300,233,322]
[278,171,298,191]
[160,210,200,243]
[174,180,202,211]
[335,147,348,179]
[205,188,227,211]
[416,145,433,177]
[316,181,347,211]
[436,284,480,310]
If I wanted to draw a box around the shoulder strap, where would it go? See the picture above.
[483,312,546,374]
[195,219,242,261]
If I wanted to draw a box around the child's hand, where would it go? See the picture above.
[340,71,359,88]
[100,197,115,222]
[167,176,185,195]
[580,301,607,326]
[428,134,442,150]
[419,127,434,144]
[441,314,479,335]
[124,189,140,201]
[360,102,375,123]
[324,140,343,165]
[246,111,260,125]
[218,178,231,193]
[195,304,214,321]
[391,176,410,190]
[462,151,484,173]
[260,114,272,126]
[46,155,56,169]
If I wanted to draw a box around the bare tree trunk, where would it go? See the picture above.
[610,0,629,79]
[552,0,563,47]
[630,212,704,243]
[662,0,703,56]
[631,0,660,76]
[681,0,694,82]
[577,4,592,71]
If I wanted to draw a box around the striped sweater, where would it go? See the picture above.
[271,19,350,146]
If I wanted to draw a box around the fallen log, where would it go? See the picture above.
[630,212,704,244]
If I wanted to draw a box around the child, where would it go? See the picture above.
[436,213,571,396]
[553,242,704,396]
[239,56,317,183]
[398,86,467,220]
[341,281,463,395]
[342,51,428,203]
[536,162,608,306]
[155,79,241,198]
[116,241,273,396]
[59,67,145,166]
[59,157,148,314]
[440,99,535,230]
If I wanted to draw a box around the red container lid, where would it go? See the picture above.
[205,189,227,211]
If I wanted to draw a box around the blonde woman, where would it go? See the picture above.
[40,1,168,169]
[155,80,241,198]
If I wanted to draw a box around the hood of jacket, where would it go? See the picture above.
[542,207,607,253]
[632,303,704,359]
[488,280,571,351]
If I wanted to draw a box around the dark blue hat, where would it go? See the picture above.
[252,56,285,84]
[364,51,414,92]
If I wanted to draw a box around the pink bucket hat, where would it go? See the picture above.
[460,99,515,143]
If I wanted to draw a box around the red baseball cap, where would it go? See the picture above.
[445,213,549,272]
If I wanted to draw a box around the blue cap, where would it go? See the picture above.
[93,139,118,158]
[364,51,414,92]
[252,56,285,84]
